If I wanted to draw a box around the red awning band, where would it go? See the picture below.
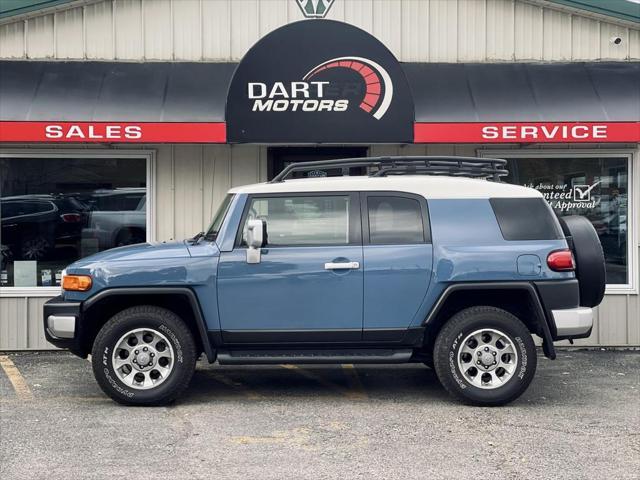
[413,122,640,143]
[414,122,640,143]
[0,121,226,143]
[0,121,638,144]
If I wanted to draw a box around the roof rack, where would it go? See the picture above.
[270,156,509,183]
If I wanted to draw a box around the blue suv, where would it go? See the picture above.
[43,157,606,406]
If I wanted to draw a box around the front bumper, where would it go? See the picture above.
[551,307,593,339]
[43,295,85,356]
[47,314,76,338]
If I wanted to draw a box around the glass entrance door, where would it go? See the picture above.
[267,147,369,181]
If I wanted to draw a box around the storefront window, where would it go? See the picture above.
[503,156,630,285]
[0,157,147,288]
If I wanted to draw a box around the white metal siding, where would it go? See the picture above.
[571,14,600,59]
[25,14,55,58]
[401,0,429,62]
[202,0,230,60]
[514,1,544,60]
[1,0,638,61]
[543,8,571,61]
[154,144,265,241]
[85,0,114,59]
[172,0,202,61]
[458,0,486,62]
[55,7,84,59]
[0,19,24,58]
[428,0,458,61]
[0,297,50,350]
[114,0,143,59]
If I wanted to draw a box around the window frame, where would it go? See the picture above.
[234,192,362,248]
[479,148,637,294]
[0,149,155,297]
[361,191,431,246]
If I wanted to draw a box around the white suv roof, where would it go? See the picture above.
[229,175,541,199]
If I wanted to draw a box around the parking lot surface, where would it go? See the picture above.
[0,350,638,480]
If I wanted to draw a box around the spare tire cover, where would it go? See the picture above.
[558,216,606,308]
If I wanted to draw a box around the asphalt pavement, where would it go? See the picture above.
[0,350,638,480]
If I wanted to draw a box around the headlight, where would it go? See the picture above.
[62,274,92,291]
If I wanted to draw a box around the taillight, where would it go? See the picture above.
[60,213,82,223]
[547,249,575,271]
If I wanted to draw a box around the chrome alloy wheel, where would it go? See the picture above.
[112,328,175,390]
[457,328,518,390]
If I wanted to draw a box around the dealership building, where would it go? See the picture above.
[0,0,638,350]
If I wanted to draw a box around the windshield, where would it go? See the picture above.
[204,194,234,240]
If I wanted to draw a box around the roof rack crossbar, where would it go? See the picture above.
[269,156,508,183]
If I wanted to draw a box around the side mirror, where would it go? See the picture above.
[246,218,266,264]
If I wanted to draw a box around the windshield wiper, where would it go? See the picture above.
[187,231,205,244]
[203,230,218,241]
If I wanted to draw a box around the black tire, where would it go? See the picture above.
[433,306,537,406]
[91,305,197,406]
[558,216,605,308]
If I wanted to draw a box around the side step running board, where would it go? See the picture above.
[217,348,413,365]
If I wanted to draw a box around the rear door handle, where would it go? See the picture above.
[324,261,360,270]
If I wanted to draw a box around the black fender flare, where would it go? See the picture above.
[82,287,215,362]
[422,282,556,359]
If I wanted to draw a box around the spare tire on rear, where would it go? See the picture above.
[558,216,606,308]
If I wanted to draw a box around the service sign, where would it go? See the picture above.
[226,20,414,144]
[414,122,640,143]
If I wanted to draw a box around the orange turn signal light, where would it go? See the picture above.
[62,275,92,291]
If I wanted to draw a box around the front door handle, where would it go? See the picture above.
[324,261,360,270]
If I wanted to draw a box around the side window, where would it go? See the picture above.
[243,195,351,246]
[368,196,425,245]
[490,198,563,241]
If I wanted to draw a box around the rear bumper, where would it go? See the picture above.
[534,279,593,340]
[551,307,593,339]
[43,295,86,356]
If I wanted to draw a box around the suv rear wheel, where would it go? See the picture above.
[433,306,536,406]
[91,305,197,406]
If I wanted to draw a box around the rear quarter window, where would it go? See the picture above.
[368,196,425,244]
[490,197,563,241]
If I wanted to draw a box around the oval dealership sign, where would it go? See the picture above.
[225,20,414,144]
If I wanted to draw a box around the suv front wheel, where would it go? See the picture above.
[433,306,537,406]
[91,305,197,406]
